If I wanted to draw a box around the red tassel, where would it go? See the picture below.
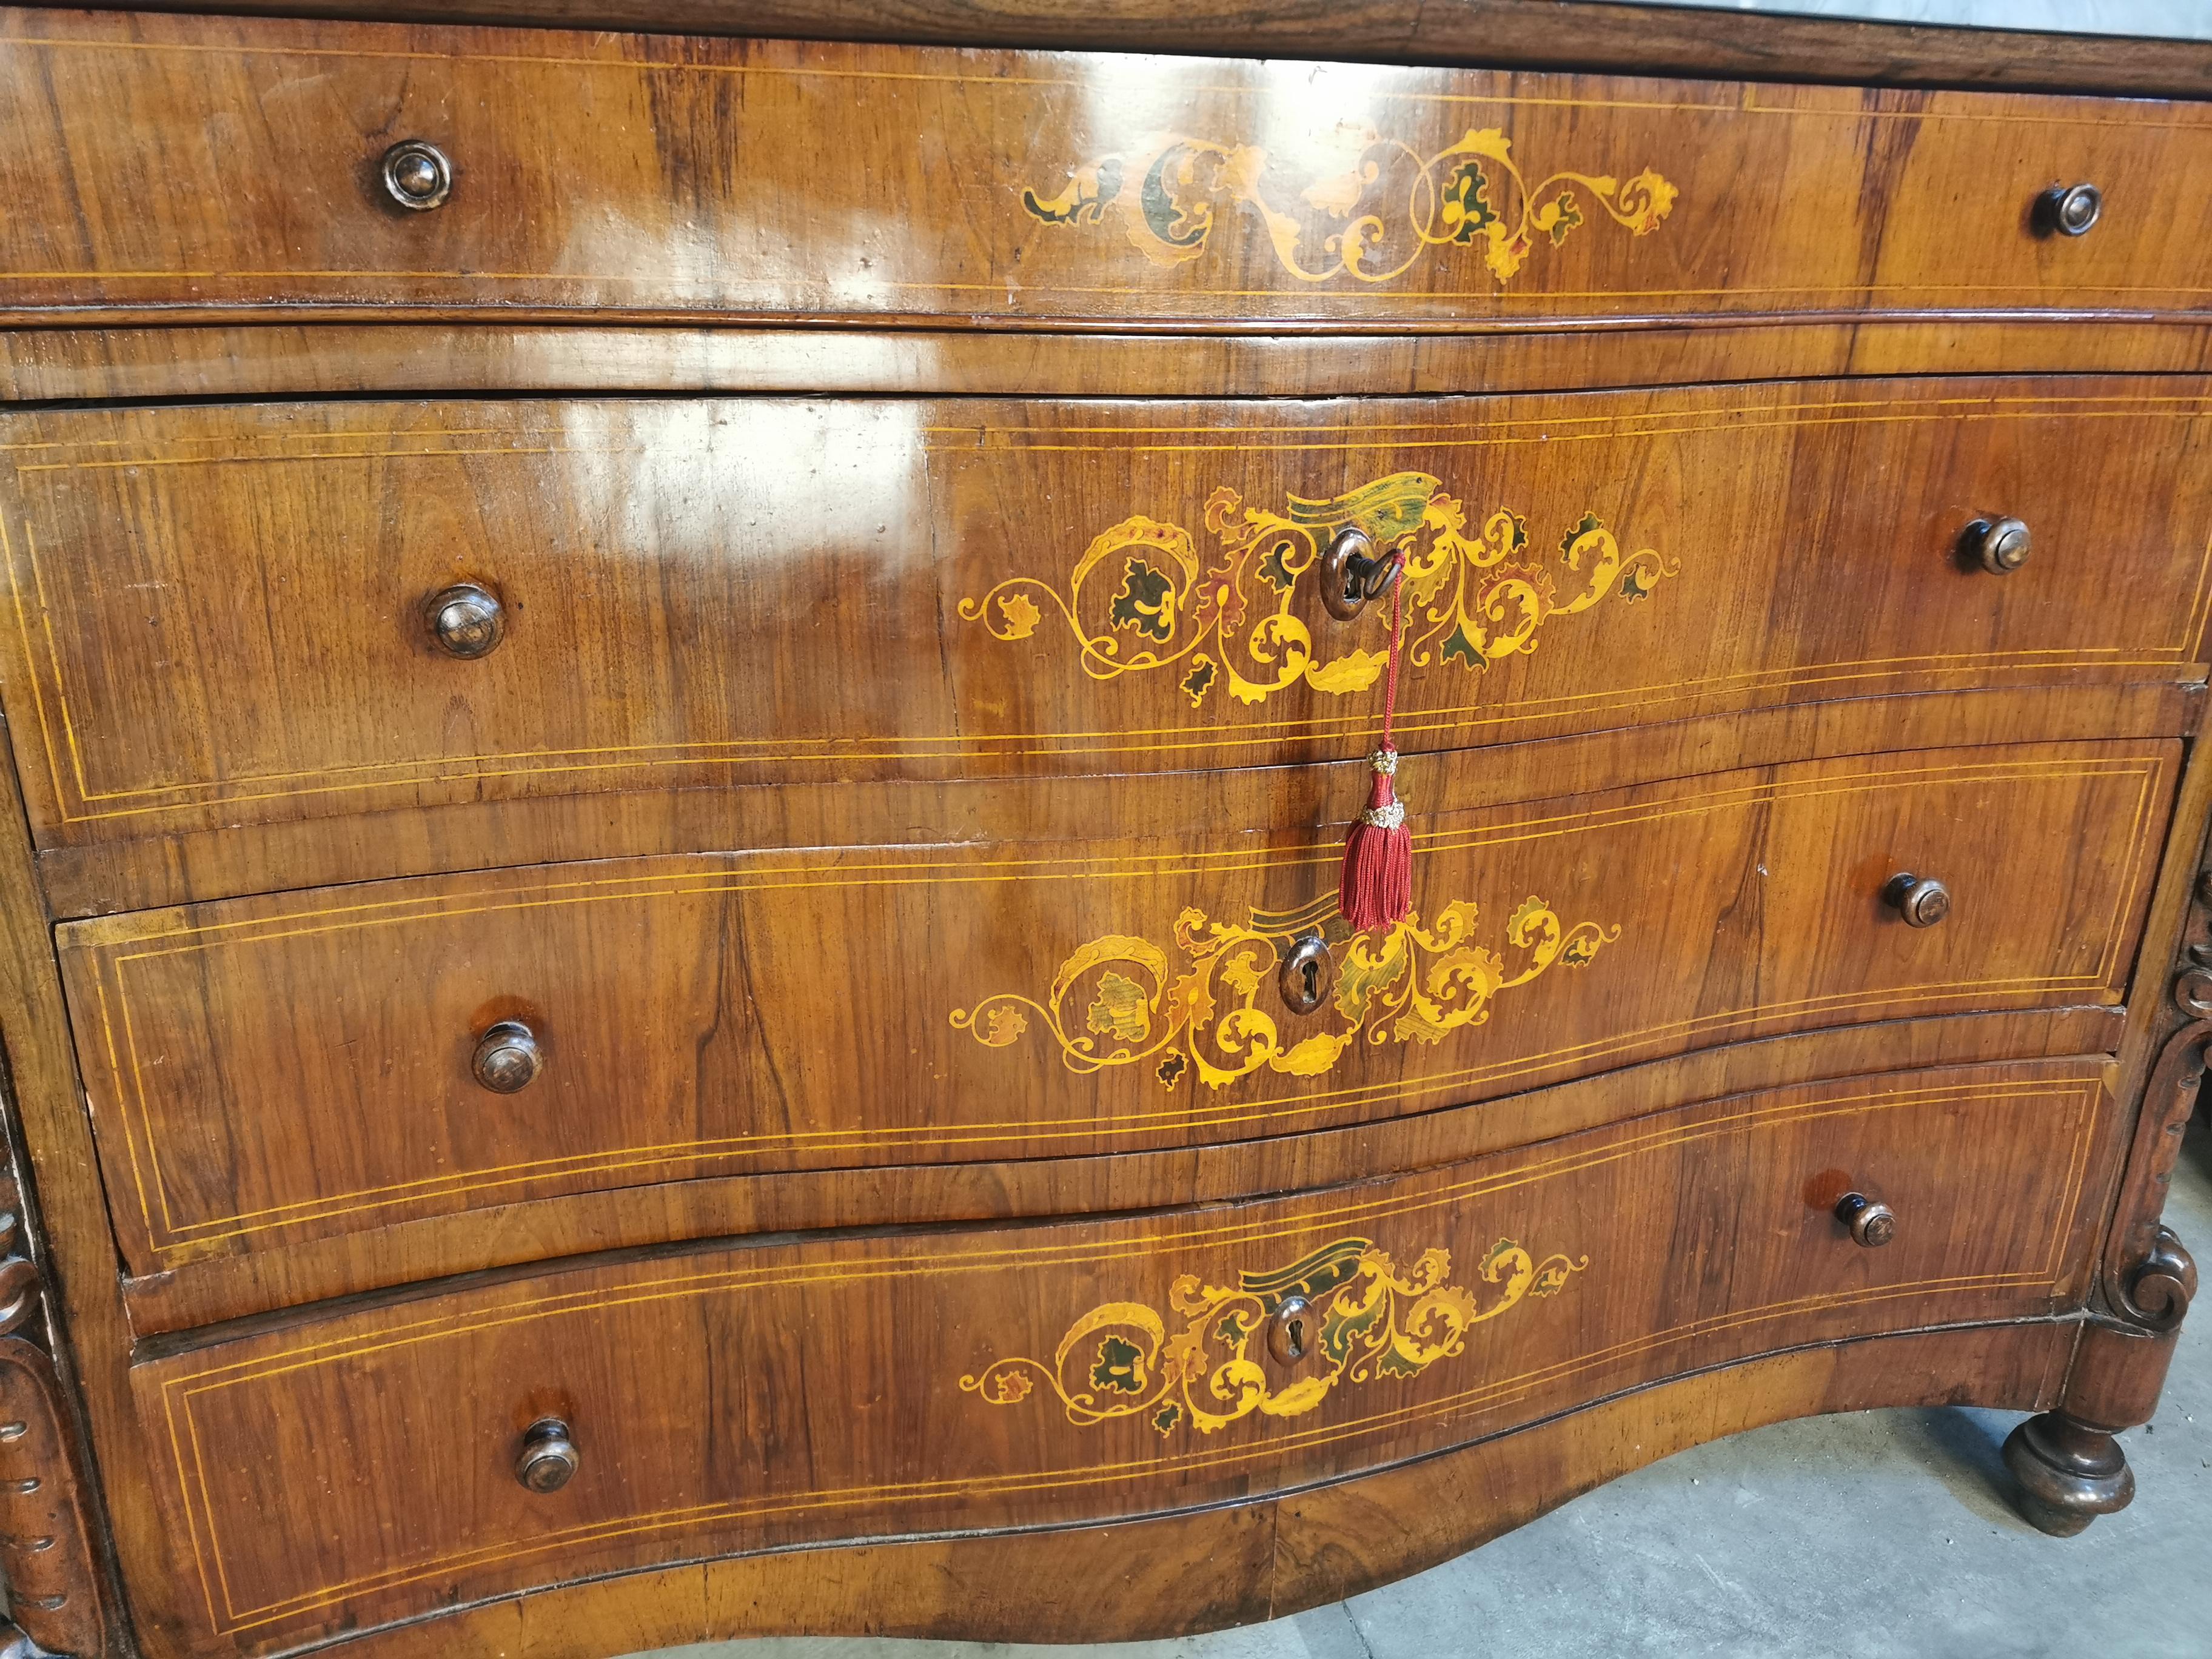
[1339,748,1412,930]
[1339,548,1414,931]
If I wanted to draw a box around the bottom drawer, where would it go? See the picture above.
[135,1057,2108,1655]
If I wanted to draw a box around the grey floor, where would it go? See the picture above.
[629,1121,2212,1659]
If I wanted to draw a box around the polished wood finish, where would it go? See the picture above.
[0,9,2205,1658]
[0,725,163,1659]
[58,739,2169,1283]
[298,1319,2072,1659]
[127,1059,2103,1657]
[35,679,2200,922]
[116,1008,2130,1334]
[4,11,2212,329]
[7,381,2208,857]
[70,1,2212,102]
[26,320,2212,406]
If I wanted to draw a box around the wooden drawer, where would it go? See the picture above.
[4,12,2212,327]
[58,740,2170,1278]
[5,380,2209,852]
[127,1058,2108,1657]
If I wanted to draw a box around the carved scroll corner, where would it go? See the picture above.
[2117,1224,2198,1335]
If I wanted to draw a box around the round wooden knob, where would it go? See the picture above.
[1968,516,2031,574]
[425,583,504,659]
[472,1021,541,1094]
[1835,1192,1897,1248]
[381,139,453,210]
[515,1418,577,1493]
[2037,183,2102,237]
[1317,528,1400,622]
[1884,873,1951,929]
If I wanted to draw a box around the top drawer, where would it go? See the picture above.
[1,10,2208,326]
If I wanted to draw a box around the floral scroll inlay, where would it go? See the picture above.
[959,472,1677,712]
[1021,126,1677,286]
[961,1234,1587,1436]
[950,890,1618,1090]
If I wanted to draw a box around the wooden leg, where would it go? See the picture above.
[2004,1233,2193,1537]
[2002,1410,2134,1536]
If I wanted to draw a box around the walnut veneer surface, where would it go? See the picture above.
[0,4,2210,1658]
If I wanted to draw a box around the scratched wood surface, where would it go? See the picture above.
[0,9,2208,327]
[126,1057,2106,1658]
[4,380,2208,863]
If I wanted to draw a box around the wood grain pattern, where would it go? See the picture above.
[0,672,175,1659]
[263,1319,2070,1659]
[128,1059,2106,1657]
[91,1,2212,103]
[0,7,2207,1655]
[21,318,2212,405]
[56,739,2171,1280]
[6,380,2209,854]
[116,1007,2128,1335]
[1,11,2210,327]
[38,679,2202,922]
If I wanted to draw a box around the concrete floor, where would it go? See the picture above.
[630,1120,2212,1659]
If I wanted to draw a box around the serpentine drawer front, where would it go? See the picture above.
[124,1059,2108,1658]
[3,380,2209,851]
[1,8,2208,1657]
[0,10,2208,327]
[56,739,2170,1284]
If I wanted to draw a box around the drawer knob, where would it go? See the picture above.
[1966,516,2032,575]
[515,1418,578,1493]
[425,583,506,659]
[472,1020,542,1093]
[1318,528,1401,622]
[2036,182,2102,238]
[1835,1192,1897,1248]
[1265,1295,1315,1364]
[381,139,454,211]
[1278,934,1334,1015]
[1883,872,1951,929]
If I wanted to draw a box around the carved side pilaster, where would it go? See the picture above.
[0,1150,109,1655]
[2103,1019,2209,1332]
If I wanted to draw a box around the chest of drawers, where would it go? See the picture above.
[0,4,2208,1657]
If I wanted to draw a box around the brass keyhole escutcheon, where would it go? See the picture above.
[1278,934,1333,1015]
[1267,1295,1313,1365]
[1318,528,1402,622]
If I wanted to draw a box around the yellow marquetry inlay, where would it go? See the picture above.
[961,1234,1587,1437]
[951,893,1618,1090]
[1021,127,1677,285]
[959,472,1678,711]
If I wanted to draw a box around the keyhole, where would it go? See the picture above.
[1279,935,1332,1014]
[1267,1295,1314,1365]
[1285,1314,1307,1356]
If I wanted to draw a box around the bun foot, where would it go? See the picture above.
[2002,1411,2135,1535]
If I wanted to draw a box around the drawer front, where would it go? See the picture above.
[129,1059,2108,1655]
[2,12,2210,325]
[5,381,2209,848]
[58,741,2170,1275]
